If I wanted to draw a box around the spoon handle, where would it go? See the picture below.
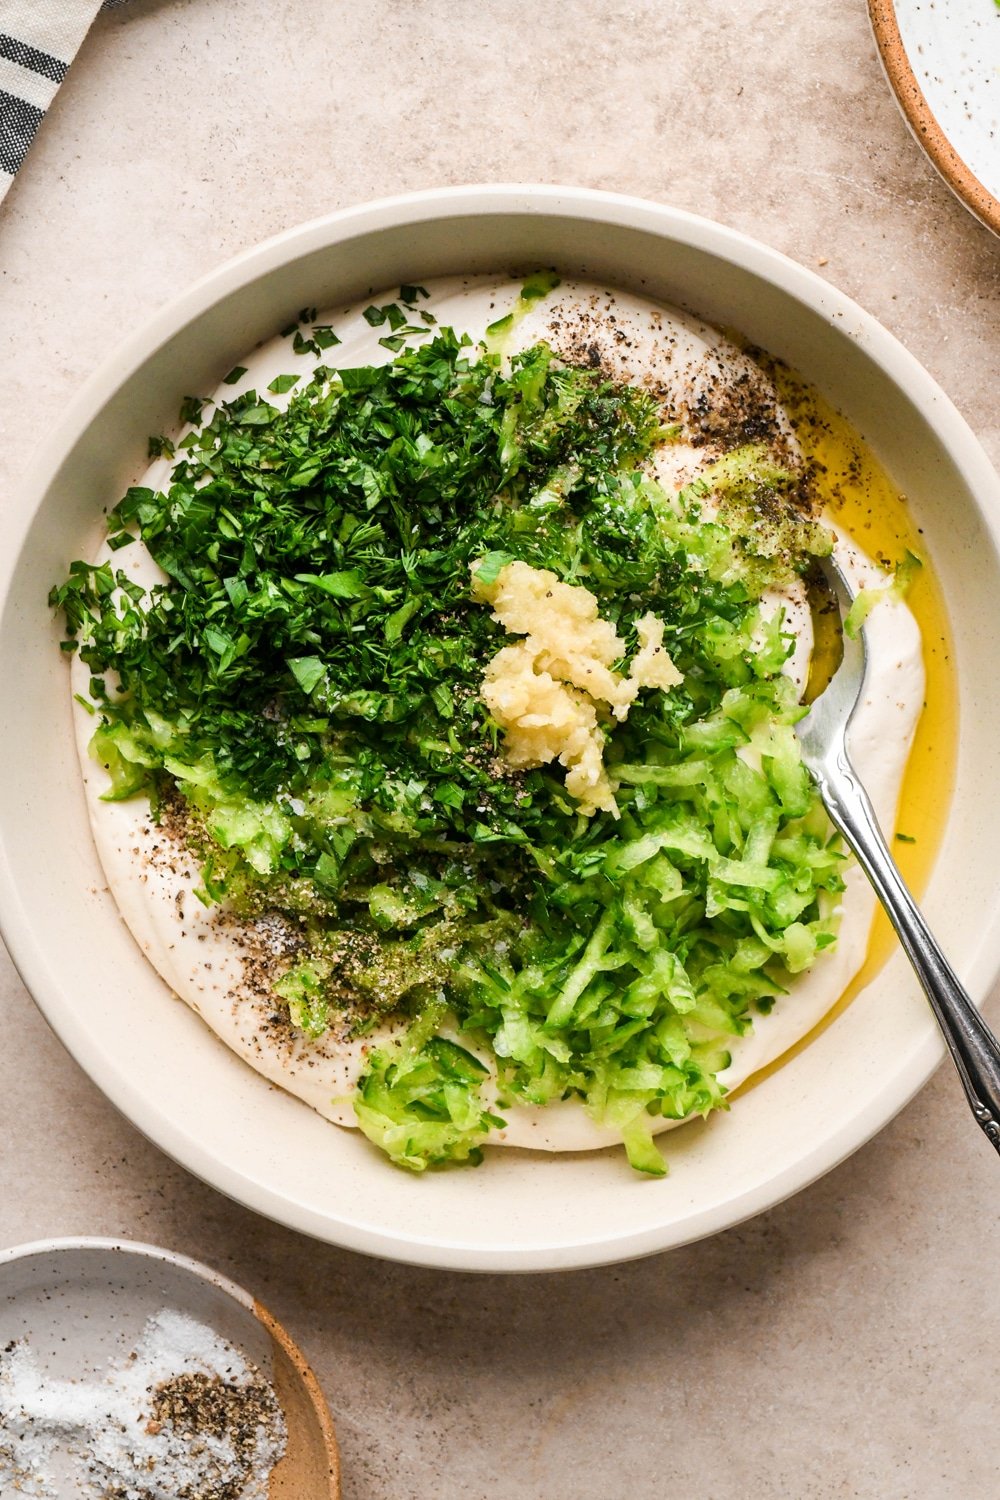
[816,747,1000,1155]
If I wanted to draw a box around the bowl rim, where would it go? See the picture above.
[4,183,1000,1272]
[0,1234,263,1304]
[868,0,1000,237]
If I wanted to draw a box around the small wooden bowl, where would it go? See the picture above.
[0,1238,340,1499]
[255,1296,340,1497]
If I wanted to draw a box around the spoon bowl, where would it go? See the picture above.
[796,557,1000,1153]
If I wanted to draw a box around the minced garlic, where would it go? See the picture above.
[471,560,682,815]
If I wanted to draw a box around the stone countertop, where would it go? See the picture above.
[1,3,998,1496]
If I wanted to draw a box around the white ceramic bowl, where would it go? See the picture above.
[3,186,1000,1273]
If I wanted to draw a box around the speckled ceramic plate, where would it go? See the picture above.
[870,0,1000,234]
[0,1239,340,1499]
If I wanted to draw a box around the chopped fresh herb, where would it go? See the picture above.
[267,373,301,395]
[178,395,208,427]
[895,832,916,844]
[362,302,399,328]
[223,366,248,385]
[291,321,346,357]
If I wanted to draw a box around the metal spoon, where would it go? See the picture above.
[795,557,1000,1154]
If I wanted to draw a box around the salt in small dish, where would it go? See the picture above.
[0,1237,340,1499]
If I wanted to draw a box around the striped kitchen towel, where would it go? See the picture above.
[0,0,126,203]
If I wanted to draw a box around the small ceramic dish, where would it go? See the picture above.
[0,1238,339,1498]
[3,186,1000,1272]
[869,0,1000,235]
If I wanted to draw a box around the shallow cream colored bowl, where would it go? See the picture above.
[0,1238,340,1496]
[3,186,1000,1272]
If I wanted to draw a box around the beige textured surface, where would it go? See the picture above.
[2,2,1000,1496]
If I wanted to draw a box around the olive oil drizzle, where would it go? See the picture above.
[734,371,957,1093]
